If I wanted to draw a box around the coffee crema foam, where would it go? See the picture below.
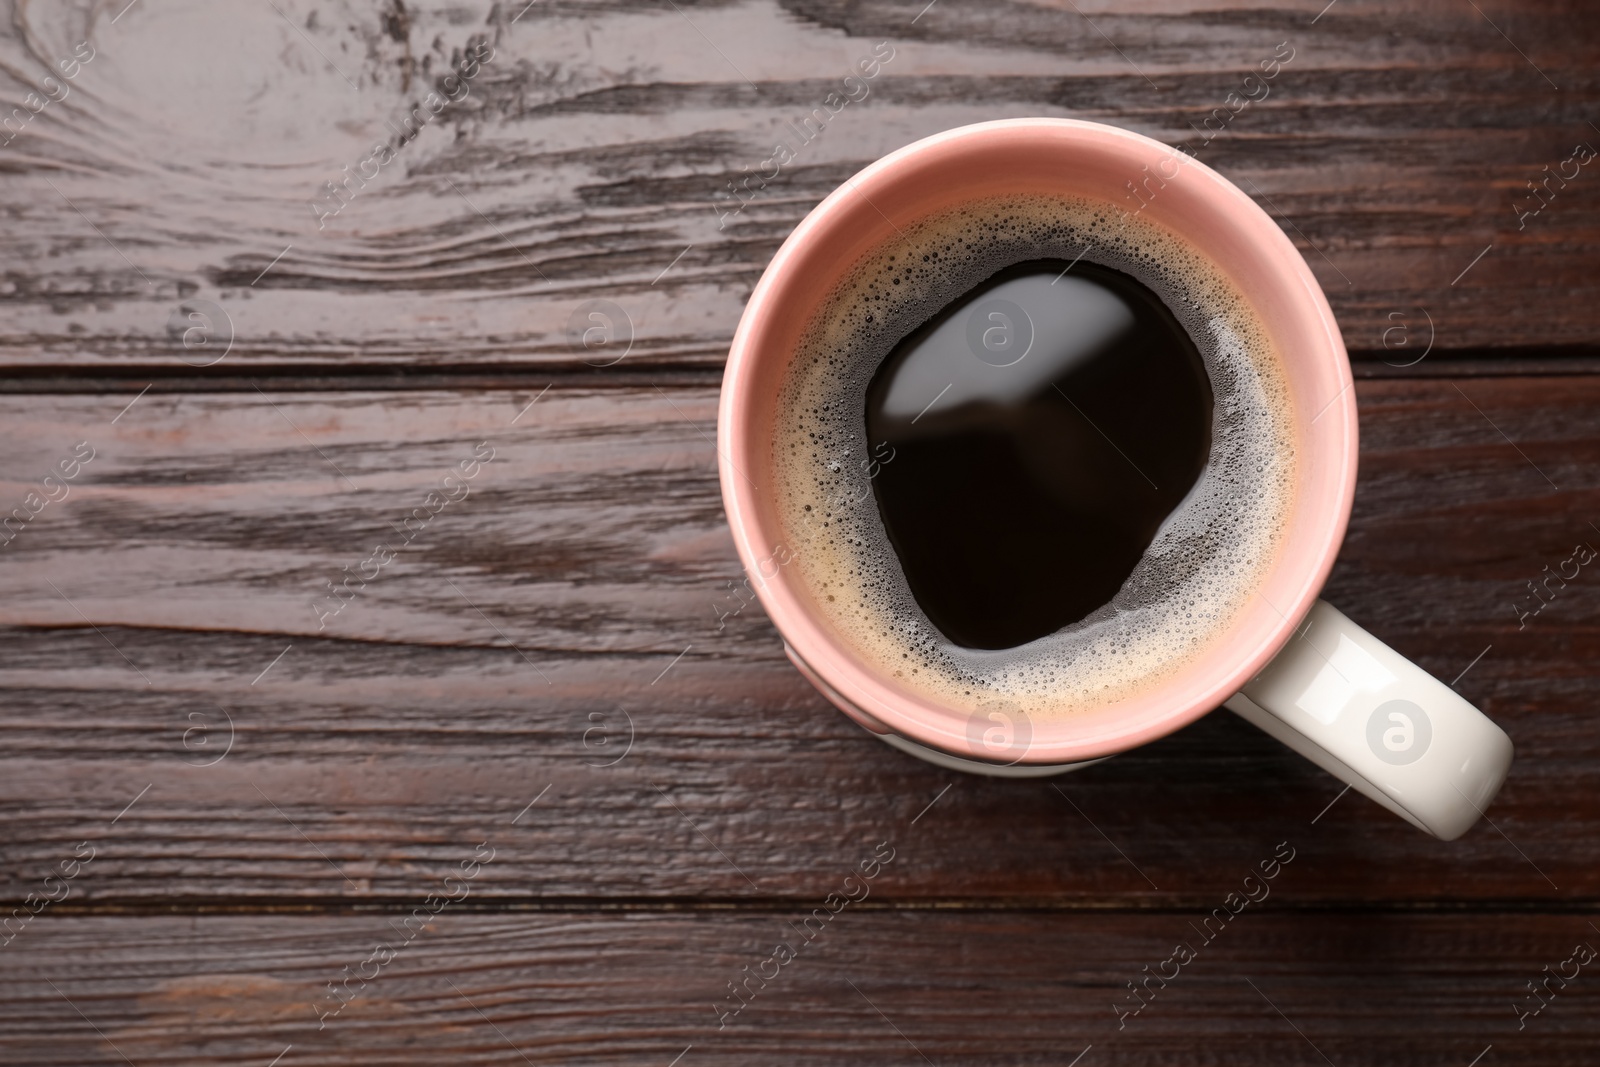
[771,195,1297,720]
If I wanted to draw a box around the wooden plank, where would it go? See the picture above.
[0,2,1594,370]
[0,378,1597,904]
[3,910,1596,1065]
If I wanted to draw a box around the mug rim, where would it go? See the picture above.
[718,117,1357,765]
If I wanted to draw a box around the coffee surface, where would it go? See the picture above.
[865,259,1213,650]
[771,195,1296,720]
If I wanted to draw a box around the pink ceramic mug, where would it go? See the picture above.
[718,118,1512,840]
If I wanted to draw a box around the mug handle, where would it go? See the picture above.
[1223,600,1513,840]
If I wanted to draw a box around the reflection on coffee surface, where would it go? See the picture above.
[773,196,1296,719]
[865,260,1213,650]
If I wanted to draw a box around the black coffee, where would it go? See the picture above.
[772,195,1293,718]
[864,260,1213,650]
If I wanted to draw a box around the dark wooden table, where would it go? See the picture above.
[2,1,1598,1063]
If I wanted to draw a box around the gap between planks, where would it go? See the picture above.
[4,349,1600,395]
[24,896,1600,916]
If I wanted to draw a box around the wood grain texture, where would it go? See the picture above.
[2,378,1597,905]
[4,3,1599,1060]
[0,0,1595,370]
[4,911,1598,1065]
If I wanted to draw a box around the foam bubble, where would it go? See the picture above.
[771,195,1297,719]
